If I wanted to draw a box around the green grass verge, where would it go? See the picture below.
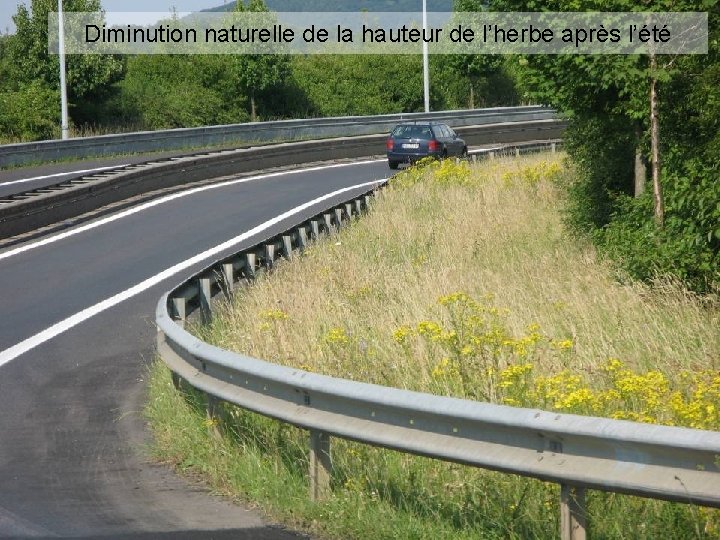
[146,154,720,539]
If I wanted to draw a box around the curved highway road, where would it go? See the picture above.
[0,158,388,538]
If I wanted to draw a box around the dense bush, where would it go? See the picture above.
[559,115,635,232]
[112,55,249,130]
[0,81,58,141]
[599,164,720,292]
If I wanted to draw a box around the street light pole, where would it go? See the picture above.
[58,0,69,139]
[422,0,430,113]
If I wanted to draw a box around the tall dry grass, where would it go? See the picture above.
[204,154,719,390]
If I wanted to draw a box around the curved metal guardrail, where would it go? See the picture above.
[0,105,554,168]
[155,142,720,540]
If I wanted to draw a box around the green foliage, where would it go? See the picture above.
[8,0,123,100]
[292,55,426,116]
[560,115,635,231]
[434,54,517,109]
[599,165,720,292]
[592,4,720,292]
[1,0,123,137]
[231,0,291,120]
[0,36,10,90]
[291,53,517,117]
[0,81,58,141]
[113,55,248,130]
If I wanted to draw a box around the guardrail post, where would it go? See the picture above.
[551,142,557,153]
[282,235,293,258]
[172,297,187,328]
[334,207,344,228]
[560,485,587,540]
[323,213,334,233]
[309,430,332,501]
[297,226,309,251]
[245,253,257,280]
[199,276,212,323]
[344,203,354,220]
[489,151,496,159]
[363,194,372,209]
[264,244,276,269]
[310,220,321,240]
[515,148,521,157]
[222,262,234,293]
[472,154,477,163]
[354,199,363,216]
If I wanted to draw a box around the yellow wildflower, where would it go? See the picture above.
[392,325,413,345]
[324,327,350,345]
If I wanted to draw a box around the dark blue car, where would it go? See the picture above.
[386,122,467,169]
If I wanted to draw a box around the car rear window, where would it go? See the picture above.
[392,125,433,139]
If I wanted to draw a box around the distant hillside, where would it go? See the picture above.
[202,0,455,13]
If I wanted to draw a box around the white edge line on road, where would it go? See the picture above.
[0,158,384,262]
[0,178,384,367]
[0,164,131,187]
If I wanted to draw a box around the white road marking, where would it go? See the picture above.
[0,159,384,262]
[0,178,384,367]
[0,165,131,187]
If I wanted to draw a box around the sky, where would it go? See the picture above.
[0,0,230,34]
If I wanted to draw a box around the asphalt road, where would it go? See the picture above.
[0,158,388,538]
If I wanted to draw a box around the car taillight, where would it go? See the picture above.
[428,140,439,152]
[386,139,394,151]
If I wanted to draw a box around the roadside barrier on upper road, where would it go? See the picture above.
[0,106,556,168]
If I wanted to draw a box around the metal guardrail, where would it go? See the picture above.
[0,115,566,241]
[0,106,555,168]
[155,142,720,540]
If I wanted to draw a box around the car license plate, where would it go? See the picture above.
[402,143,419,149]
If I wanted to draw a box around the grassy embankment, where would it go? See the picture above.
[147,154,720,539]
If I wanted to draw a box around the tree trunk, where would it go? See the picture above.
[650,54,664,227]
[634,123,646,197]
[469,85,475,109]
[250,92,257,122]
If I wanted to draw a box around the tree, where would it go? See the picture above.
[449,0,505,108]
[6,0,123,123]
[231,0,290,121]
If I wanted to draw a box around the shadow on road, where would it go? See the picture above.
[13,527,310,540]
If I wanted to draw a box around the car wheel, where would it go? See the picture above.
[388,160,399,170]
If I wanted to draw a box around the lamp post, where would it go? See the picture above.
[422,0,430,112]
[58,0,69,139]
